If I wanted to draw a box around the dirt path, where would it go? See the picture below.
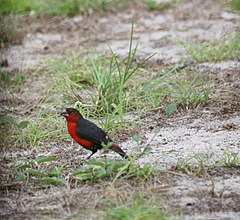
[1,0,240,219]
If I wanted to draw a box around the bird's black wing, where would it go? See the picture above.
[76,118,110,145]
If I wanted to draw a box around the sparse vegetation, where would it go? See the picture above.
[173,148,240,175]
[103,195,169,220]
[141,0,184,10]
[0,108,67,149]
[15,155,154,185]
[1,19,214,150]
[0,0,126,16]
[228,0,240,11]
[136,68,213,112]
[183,32,240,62]
[49,18,153,121]
[0,14,20,47]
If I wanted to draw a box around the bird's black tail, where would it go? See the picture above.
[110,144,128,159]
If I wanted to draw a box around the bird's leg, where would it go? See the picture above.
[86,149,97,160]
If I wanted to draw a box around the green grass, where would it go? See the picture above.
[0,71,28,148]
[0,14,20,47]
[173,148,240,175]
[103,195,169,220]
[183,32,240,62]
[228,0,240,11]
[173,153,212,175]
[141,0,184,10]
[14,155,67,185]
[49,51,213,128]
[74,186,173,219]
[72,157,154,182]
[49,52,212,130]
[0,71,26,91]
[48,17,153,130]
[1,18,215,150]
[15,155,154,185]
[136,67,213,113]
[0,0,126,16]
[0,70,69,149]
[0,108,67,149]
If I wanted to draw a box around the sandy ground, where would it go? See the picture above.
[1,0,240,219]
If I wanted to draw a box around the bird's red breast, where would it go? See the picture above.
[67,122,94,147]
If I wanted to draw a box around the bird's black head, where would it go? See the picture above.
[61,108,83,122]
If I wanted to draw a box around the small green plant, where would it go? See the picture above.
[15,155,154,185]
[0,0,126,16]
[210,178,229,198]
[174,148,240,176]
[15,155,67,185]
[0,116,29,148]
[136,67,213,113]
[1,109,67,148]
[104,195,169,220]
[228,0,240,11]
[72,157,154,182]
[141,0,184,10]
[221,148,240,166]
[141,0,171,10]
[173,153,213,175]
[169,71,212,108]
[183,32,240,62]
[165,103,177,116]
[0,14,20,47]
[0,71,26,91]
[51,17,152,118]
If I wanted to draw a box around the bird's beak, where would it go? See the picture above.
[61,109,69,117]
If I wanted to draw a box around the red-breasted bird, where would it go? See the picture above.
[61,108,128,159]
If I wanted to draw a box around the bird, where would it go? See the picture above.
[61,108,128,159]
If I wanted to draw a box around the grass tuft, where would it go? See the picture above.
[1,109,66,149]
[136,67,213,112]
[228,0,240,11]
[0,0,126,16]
[173,148,240,175]
[0,14,20,47]
[104,195,169,220]
[141,0,184,10]
[72,157,154,183]
[183,32,240,62]
[15,155,154,186]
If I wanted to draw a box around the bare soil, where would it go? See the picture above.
[1,0,240,219]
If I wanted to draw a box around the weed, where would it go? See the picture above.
[221,148,240,167]
[104,195,169,220]
[169,71,212,108]
[0,14,20,47]
[210,178,229,198]
[1,108,67,148]
[0,71,26,91]
[72,157,154,183]
[183,32,240,62]
[51,17,152,118]
[15,155,154,186]
[136,67,213,113]
[173,148,240,176]
[141,0,184,10]
[48,17,153,131]
[174,153,212,175]
[14,155,67,185]
[228,0,240,11]
[0,0,126,16]
[141,0,171,10]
